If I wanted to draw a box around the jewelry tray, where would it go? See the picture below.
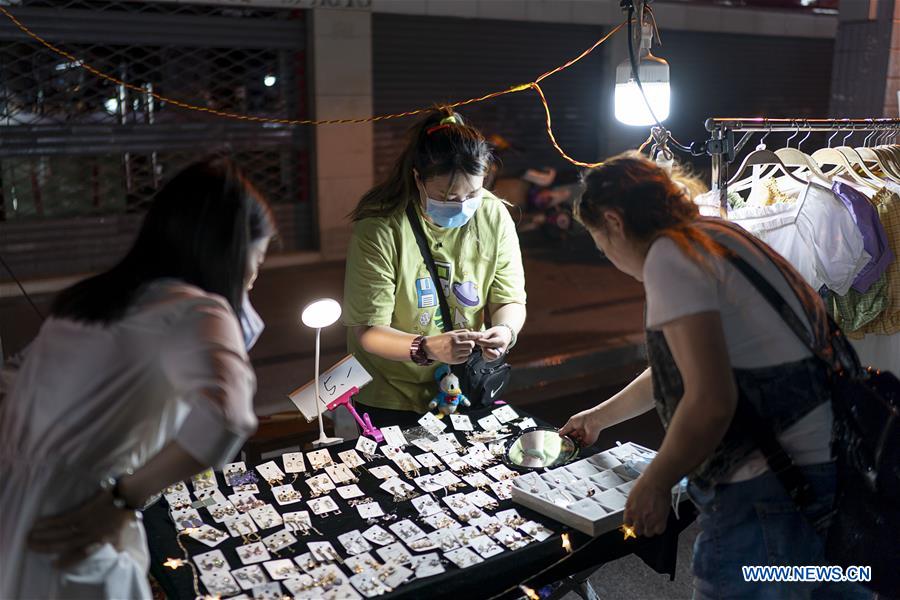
[510,442,687,537]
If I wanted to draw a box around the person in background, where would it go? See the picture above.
[343,108,526,427]
[560,153,867,599]
[0,157,275,599]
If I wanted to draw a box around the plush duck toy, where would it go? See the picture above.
[428,365,471,418]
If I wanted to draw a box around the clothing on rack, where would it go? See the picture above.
[831,180,894,293]
[695,181,871,297]
[701,118,900,377]
[850,187,900,337]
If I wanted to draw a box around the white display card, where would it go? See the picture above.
[449,413,473,431]
[282,452,306,474]
[491,405,519,423]
[380,426,408,448]
[355,436,378,457]
[417,412,447,435]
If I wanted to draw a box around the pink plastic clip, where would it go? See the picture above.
[326,387,384,443]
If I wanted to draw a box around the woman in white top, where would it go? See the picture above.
[560,154,867,599]
[0,157,274,599]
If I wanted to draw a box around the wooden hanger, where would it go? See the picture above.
[811,130,877,190]
[859,130,900,183]
[775,124,831,185]
[728,125,808,191]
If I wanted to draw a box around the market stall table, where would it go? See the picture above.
[144,405,696,599]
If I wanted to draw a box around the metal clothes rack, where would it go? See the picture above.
[704,117,900,210]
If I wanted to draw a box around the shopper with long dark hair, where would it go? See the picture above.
[344,108,526,424]
[0,157,275,599]
[560,153,867,598]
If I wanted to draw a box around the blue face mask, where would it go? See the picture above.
[240,292,265,350]
[425,194,482,228]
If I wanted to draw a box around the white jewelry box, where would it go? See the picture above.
[510,442,687,536]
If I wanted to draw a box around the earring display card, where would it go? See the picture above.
[263,558,301,581]
[236,542,272,565]
[282,452,306,474]
[308,495,340,516]
[491,405,519,424]
[468,534,504,559]
[510,442,687,537]
[355,436,378,457]
[338,530,374,556]
[231,565,267,590]
[410,494,442,517]
[344,552,381,576]
[388,519,427,542]
[489,481,513,501]
[367,465,400,481]
[200,570,241,597]
[262,529,298,553]
[476,415,502,431]
[255,461,286,483]
[187,524,229,547]
[249,505,284,531]
[380,426,409,448]
[250,582,283,600]
[194,549,229,575]
[306,449,335,470]
[338,449,366,469]
[444,547,484,568]
[336,484,365,500]
[271,484,303,507]
[413,452,442,470]
[418,411,447,435]
[462,472,493,489]
[361,524,396,546]
[449,413,473,431]
[224,514,258,537]
[325,463,356,485]
[377,542,413,566]
[410,552,445,578]
[355,501,384,520]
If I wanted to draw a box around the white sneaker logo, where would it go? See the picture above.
[490,387,501,398]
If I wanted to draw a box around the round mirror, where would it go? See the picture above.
[503,426,579,470]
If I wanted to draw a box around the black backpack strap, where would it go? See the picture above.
[406,202,453,334]
[718,247,820,507]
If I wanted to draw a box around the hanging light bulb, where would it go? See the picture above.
[615,23,670,127]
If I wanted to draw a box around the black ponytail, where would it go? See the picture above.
[350,107,493,222]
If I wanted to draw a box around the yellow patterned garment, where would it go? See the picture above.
[853,188,900,336]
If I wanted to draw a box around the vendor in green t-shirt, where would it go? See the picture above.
[343,108,527,423]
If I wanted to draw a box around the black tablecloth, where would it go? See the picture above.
[145,407,696,599]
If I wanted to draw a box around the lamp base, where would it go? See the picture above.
[312,435,343,448]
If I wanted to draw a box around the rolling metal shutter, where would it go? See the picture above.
[372,14,609,181]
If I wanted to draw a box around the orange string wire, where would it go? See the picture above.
[0,5,623,167]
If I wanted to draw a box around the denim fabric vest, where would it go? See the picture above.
[646,219,833,490]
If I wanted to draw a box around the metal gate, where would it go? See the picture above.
[0,0,313,281]
[372,14,609,183]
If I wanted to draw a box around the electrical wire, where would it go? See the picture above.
[624,2,696,157]
[0,4,623,169]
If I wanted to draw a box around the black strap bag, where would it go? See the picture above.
[406,203,511,407]
[723,248,900,596]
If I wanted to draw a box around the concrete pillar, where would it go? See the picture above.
[887,1,900,117]
[829,0,897,117]
[310,8,374,261]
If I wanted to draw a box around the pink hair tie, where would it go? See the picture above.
[426,123,452,136]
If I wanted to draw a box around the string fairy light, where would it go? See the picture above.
[0,4,623,168]
[170,530,202,598]
[620,524,638,541]
[560,532,573,554]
